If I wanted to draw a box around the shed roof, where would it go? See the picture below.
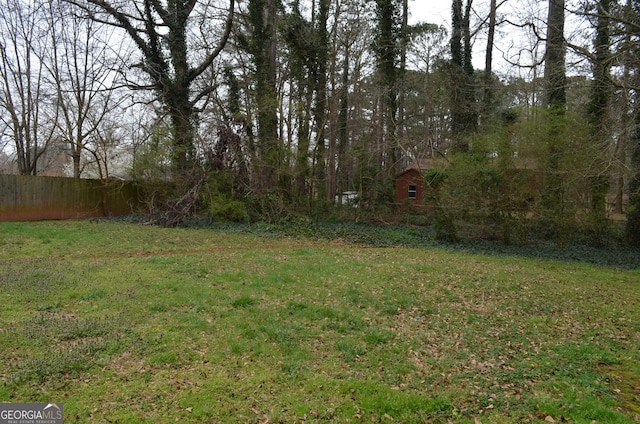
[397,158,448,176]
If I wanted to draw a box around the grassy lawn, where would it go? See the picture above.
[0,220,638,423]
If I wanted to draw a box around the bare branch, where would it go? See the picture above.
[188,0,235,83]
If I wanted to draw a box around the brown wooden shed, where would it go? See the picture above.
[394,159,443,206]
[395,168,424,205]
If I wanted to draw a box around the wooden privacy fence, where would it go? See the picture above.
[0,175,140,222]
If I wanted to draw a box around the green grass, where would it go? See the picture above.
[0,220,638,423]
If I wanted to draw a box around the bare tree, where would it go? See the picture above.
[333,0,375,206]
[45,0,128,178]
[0,0,57,175]
[405,23,448,160]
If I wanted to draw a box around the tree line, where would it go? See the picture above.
[1,0,640,246]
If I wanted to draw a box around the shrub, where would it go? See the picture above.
[201,170,249,223]
[245,193,290,224]
[207,195,248,222]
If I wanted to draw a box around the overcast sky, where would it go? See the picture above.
[409,0,451,26]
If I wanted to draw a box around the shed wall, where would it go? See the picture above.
[395,169,424,205]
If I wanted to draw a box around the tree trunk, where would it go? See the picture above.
[483,0,497,119]
[626,110,640,246]
[397,0,408,144]
[169,97,195,177]
[542,0,568,243]
[338,46,350,201]
[587,0,612,243]
[544,0,566,110]
[314,0,329,201]
[374,0,399,199]
[625,0,640,246]
[249,0,280,193]
[450,0,475,152]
